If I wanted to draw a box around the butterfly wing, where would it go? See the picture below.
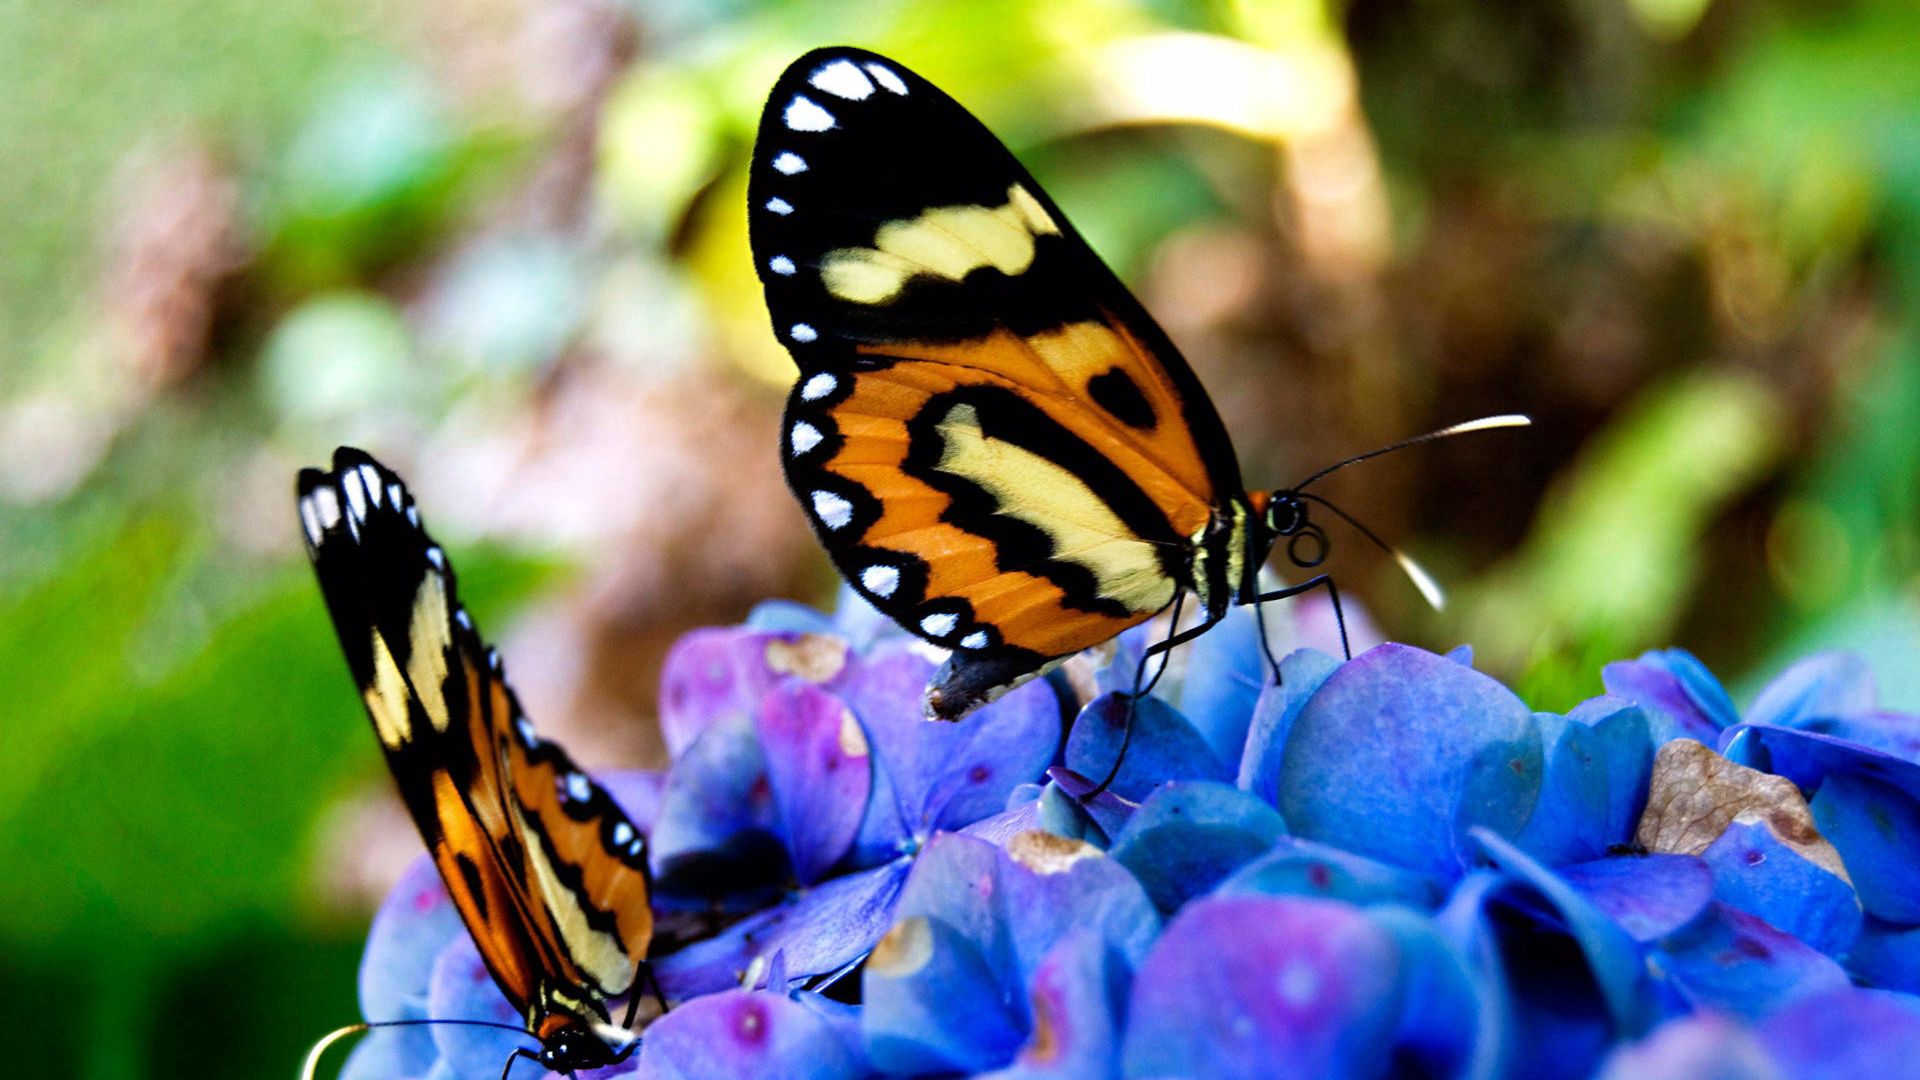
[298,449,653,1032]
[750,47,1244,718]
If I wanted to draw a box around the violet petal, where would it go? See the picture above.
[754,678,871,885]
[1122,895,1402,1080]
[1746,652,1878,731]
[1594,1015,1777,1080]
[1601,648,1739,744]
[1558,854,1714,942]
[1754,986,1920,1080]
[648,712,787,897]
[360,855,464,1024]
[1235,648,1342,807]
[1653,902,1851,1019]
[635,989,866,1080]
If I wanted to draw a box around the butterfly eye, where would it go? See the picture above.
[1266,495,1308,537]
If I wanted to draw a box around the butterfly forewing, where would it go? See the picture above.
[297,449,651,1036]
[751,48,1242,715]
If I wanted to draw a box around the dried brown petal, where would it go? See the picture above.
[1007,830,1103,876]
[1636,738,1849,880]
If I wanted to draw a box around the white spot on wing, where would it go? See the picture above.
[790,323,818,343]
[311,486,342,531]
[515,715,537,748]
[811,490,853,530]
[299,498,323,547]
[613,821,634,846]
[800,372,837,401]
[357,465,384,508]
[960,631,989,650]
[790,421,823,455]
[425,546,446,571]
[564,772,592,803]
[766,196,794,215]
[920,612,957,638]
[343,470,369,523]
[770,255,796,276]
[810,59,875,100]
[454,608,473,631]
[861,565,899,597]
[784,94,836,132]
[772,151,807,175]
[405,505,420,527]
[865,62,908,95]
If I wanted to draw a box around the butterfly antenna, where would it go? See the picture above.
[1291,414,1531,493]
[300,1019,535,1080]
[1294,492,1446,611]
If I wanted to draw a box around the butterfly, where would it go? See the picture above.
[297,448,656,1077]
[747,47,1525,723]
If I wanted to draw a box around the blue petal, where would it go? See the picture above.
[1031,780,1111,848]
[743,600,838,638]
[754,679,871,885]
[1746,652,1878,731]
[1235,648,1342,807]
[1720,722,1920,799]
[1043,767,1137,842]
[974,930,1130,1080]
[1809,771,1920,925]
[1064,692,1231,801]
[635,989,867,1080]
[1594,1015,1777,1080]
[1467,829,1657,1036]
[1558,854,1714,942]
[1108,780,1287,913]
[654,857,910,998]
[1699,818,1862,957]
[1755,986,1920,1080]
[1653,902,1851,1019]
[1278,644,1541,879]
[1794,712,1920,766]
[1847,919,1920,993]
[1165,605,1269,764]
[1122,895,1403,1080]
[1446,644,1475,666]
[1511,699,1652,866]
[647,712,787,897]
[1601,648,1739,744]
[1365,906,1480,1078]
[863,914,1026,1075]
[360,855,464,1024]
[1213,836,1440,908]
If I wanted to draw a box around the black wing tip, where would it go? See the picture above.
[294,446,428,560]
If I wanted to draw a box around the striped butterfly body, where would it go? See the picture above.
[751,48,1373,721]
[298,449,654,1076]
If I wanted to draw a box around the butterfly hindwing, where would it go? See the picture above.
[751,47,1242,715]
[298,449,651,1043]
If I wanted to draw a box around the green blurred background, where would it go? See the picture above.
[4,0,1917,1075]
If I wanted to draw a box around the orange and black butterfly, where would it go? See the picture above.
[749,47,1524,722]
[297,448,655,1076]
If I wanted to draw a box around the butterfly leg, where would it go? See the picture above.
[499,1047,536,1080]
[1085,593,1214,799]
[1252,596,1284,686]
[1251,574,1349,660]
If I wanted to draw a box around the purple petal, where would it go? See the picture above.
[1559,854,1714,942]
[1278,644,1541,879]
[975,930,1129,1080]
[1602,648,1739,743]
[1810,771,1920,924]
[963,794,1046,847]
[654,858,910,998]
[754,679,871,885]
[338,1026,441,1080]
[1654,902,1851,1019]
[1755,986,1920,1080]
[1594,1015,1777,1080]
[1746,652,1878,730]
[648,713,786,896]
[1848,918,1920,993]
[1795,712,1920,765]
[1123,895,1402,1080]
[862,914,1026,1075]
[1214,836,1440,908]
[1064,692,1231,802]
[1043,767,1136,842]
[425,936,545,1079]
[360,855,465,1023]
[635,989,866,1080]
[598,771,667,835]
[1512,701,1653,866]
[839,642,1059,848]
[1700,818,1862,957]
[1235,648,1342,807]
[658,628,779,759]
[1108,781,1286,913]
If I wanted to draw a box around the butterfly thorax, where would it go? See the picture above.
[533,1009,633,1071]
[1189,494,1278,622]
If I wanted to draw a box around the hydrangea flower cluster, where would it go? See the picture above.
[339,591,1920,1079]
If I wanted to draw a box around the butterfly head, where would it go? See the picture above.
[536,1020,639,1071]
